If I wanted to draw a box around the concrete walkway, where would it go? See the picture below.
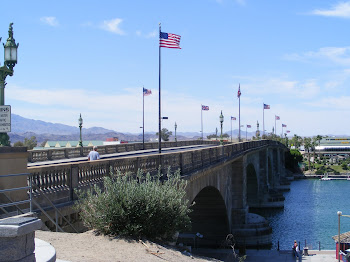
[194,249,338,262]
[245,250,337,262]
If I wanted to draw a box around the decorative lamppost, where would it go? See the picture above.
[219,111,224,145]
[0,23,19,146]
[174,122,177,146]
[78,114,83,147]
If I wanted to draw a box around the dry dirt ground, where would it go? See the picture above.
[35,230,221,262]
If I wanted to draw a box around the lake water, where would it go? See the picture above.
[255,179,350,250]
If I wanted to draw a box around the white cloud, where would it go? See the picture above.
[100,18,125,35]
[311,2,350,18]
[135,30,157,38]
[146,30,157,38]
[284,47,350,65]
[40,16,59,27]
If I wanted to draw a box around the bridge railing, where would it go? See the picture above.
[28,140,284,207]
[28,140,216,163]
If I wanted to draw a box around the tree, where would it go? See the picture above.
[13,141,24,147]
[207,134,217,139]
[24,136,37,150]
[156,128,172,142]
[0,133,10,146]
[303,137,312,171]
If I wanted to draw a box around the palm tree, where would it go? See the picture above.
[303,137,312,171]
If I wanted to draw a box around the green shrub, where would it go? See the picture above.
[75,168,191,239]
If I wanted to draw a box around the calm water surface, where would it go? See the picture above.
[256,179,350,250]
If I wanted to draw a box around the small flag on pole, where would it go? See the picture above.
[160,32,181,49]
[275,115,280,120]
[143,88,152,96]
[237,84,241,98]
[263,104,270,109]
[202,105,209,111]
[247,125,251,128]
[231,116,236,120]
[286,130,290,133]
[282,124,287,127]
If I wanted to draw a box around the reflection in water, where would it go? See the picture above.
[253,179,350,250]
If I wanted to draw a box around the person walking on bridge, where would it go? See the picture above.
[88,146,100,161]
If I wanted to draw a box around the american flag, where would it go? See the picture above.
[202,105,209,111]
[231,116,236,120]
[264,104,270,109]
[160,32,181,49]
[275,115,280,120]
[237,84,241,98]
[247,125,251,128]
[286,130,290,133]
[143,88,152,96]
[282,124,287,127]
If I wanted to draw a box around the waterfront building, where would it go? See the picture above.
[315,137,350,159]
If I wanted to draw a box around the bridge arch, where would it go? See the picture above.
[189,186,229,246]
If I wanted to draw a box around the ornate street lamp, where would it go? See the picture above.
[174,122,177,145]
[0,23,19,146]
[79,114,83,147]
[219,111,224,145]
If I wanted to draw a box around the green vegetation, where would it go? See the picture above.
[0,133,10,146]
[13,136,37,150]
[75,169,191,239]
[156,128,172,142]
[285,149,303,172]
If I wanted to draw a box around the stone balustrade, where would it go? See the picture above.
[28,140,216,163]
[27,140,282,208]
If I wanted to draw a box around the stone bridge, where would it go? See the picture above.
[0,140,290,248]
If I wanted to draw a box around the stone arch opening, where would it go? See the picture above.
[188,186,229,247]
[246,163,258,206]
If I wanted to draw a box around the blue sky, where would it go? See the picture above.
[2,0,350,136]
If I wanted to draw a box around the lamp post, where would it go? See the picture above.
[174,122,177,146]
[219,111,224,145]
[338,211,342,262]
[337,211,350,262]
[78,114,83,147]
[215,127,218,142]
[0,23,19,146]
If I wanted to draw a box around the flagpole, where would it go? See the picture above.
[201,105,203,142]
[158,23,162,154]
[263,103,265,137]
[143,86,145,150]
[238,87,241,142]
[282,124,283,137]
[274,115,276,135]
[246,125,247,141]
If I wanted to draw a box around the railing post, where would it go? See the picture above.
[47,150,53,161]
[69,165,79,201]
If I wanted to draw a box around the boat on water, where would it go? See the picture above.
[320,173,332,181]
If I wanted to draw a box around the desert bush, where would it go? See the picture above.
[75,168,191,239]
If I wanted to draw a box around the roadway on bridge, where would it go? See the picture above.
[28,144,215,167]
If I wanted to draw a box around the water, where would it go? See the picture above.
[255,179,350,250]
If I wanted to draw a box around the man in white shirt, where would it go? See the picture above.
[88,146,100,161]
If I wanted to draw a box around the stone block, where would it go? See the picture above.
[0,217,42,262]
[0,232,35,262]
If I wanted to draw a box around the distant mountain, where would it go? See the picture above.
[11,114,114,135]
[8,114,257,145]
